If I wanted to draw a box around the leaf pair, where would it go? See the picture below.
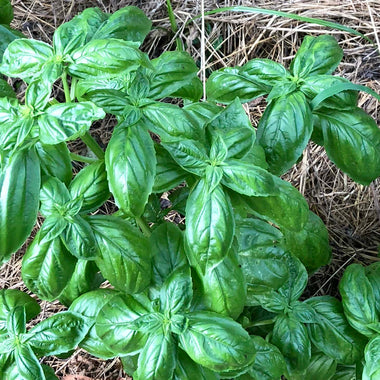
[0,289,86,380]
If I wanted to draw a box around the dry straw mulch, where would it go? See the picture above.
[1,0,380,378]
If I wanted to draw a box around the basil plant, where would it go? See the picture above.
[0,1,379,379]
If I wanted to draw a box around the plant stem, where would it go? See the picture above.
[80,131,105,160]
[245,319,275,328]
[136,216,152,237]
[61,71,72,103]
[166,0,184,51]
[70,153,98,164]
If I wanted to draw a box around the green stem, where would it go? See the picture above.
[61,71,72,103]
[245,319,275,328]
[166,0,184,51]
[80,131,105,160]
[135,216,152,237]
[70,153,98,164]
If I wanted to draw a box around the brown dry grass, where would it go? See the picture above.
[2,0,380,378]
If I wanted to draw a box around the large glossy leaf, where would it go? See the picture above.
[316,107,380,185]
[300,75,357,110]
[0,148,40,262]
[134,334,176,380]
[174,348,219,380]
[25,79,52,111]
[35,142,72,185]
[69,289,119,359]
[199,247,246,319]
[149,51,202,101]
[363,336,380,380]
[206,59,288,104]
[271,314,311,372]
[69,160,109,213]
[92,6,151,45]
[238,336,286,380]
[28,311,87,356]
[290,35,343,78]
[179,311,255,372]
[339,264,379,338]
[105,124,155,217]
[152,144,187,193]
[38,102,105,145]
[88,215,151,293]
[301,352,337,380]
[305,296,367,364]
[256,91,313,175]
[237,174,309,231]
[283,210,331,273]
[151,222,188,288]
[39,176,71,217]
[0,39,53,81]
[365,262,380,315]
[58,260,103,307]
[221,160,278,197]
[95,293,151,355]
[53,7,106,55]
[14,345,45,380]
[69,39,151,78]
[185,180,234,273]
[22,232,76,301]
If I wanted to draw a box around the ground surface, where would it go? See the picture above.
[2,0,380,378]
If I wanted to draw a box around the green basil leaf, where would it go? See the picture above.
[88,215,151,293]
[7,307,26,335]
[14,345,45,380]
[365,262,380,315]
[58,260,102,307]
[69,39,151,78]
[134,333,176,380]
[69,160,109,213]
[53,8,107,55]
[105,124,155,217]
[39,176,71,217]
[236,174,309,231]
[41,365,59,380]
[221,160,278,197]
[0,0,13,24]
[256,91,313,175]
[339,264,378,338]
[179,311,255,373]
[162,139,208,177]
[174,348,219,380]
[206,98,255,159]
[0,290,40,333]
[301,352,337,380]
[95,293,151,355]
[143,103,201,141]
[0,39,53,82]
[199,246,246,319]
[305,296,367,364]
[316,107,380,185]
[149,51,202,101]
[290,35,343,78]
[284,210,331,273]
[22,232,76,301]
[266,79,297,102]
[300,75,357,110]
[38,101,105,145]
[160,267,192,316]
[271,314,311,372]
[185,180,234,273]
[61,214,98,259]
[0,148,40,262]
[291,301,318,323]
[363,336,380,380]
[38,216,68,245]
[28,311,86,356]
[93,6,151,45]
[151,222,187,288]
[35,142,72,185]
[0,78,15,98]
[0,96,18,129]
[207,58,288,104]
[153,143,187,193]
[248,286,288,313]
[241,335,286,380]
[25,80,52,111]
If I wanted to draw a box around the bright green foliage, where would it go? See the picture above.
[0,3,379,380]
